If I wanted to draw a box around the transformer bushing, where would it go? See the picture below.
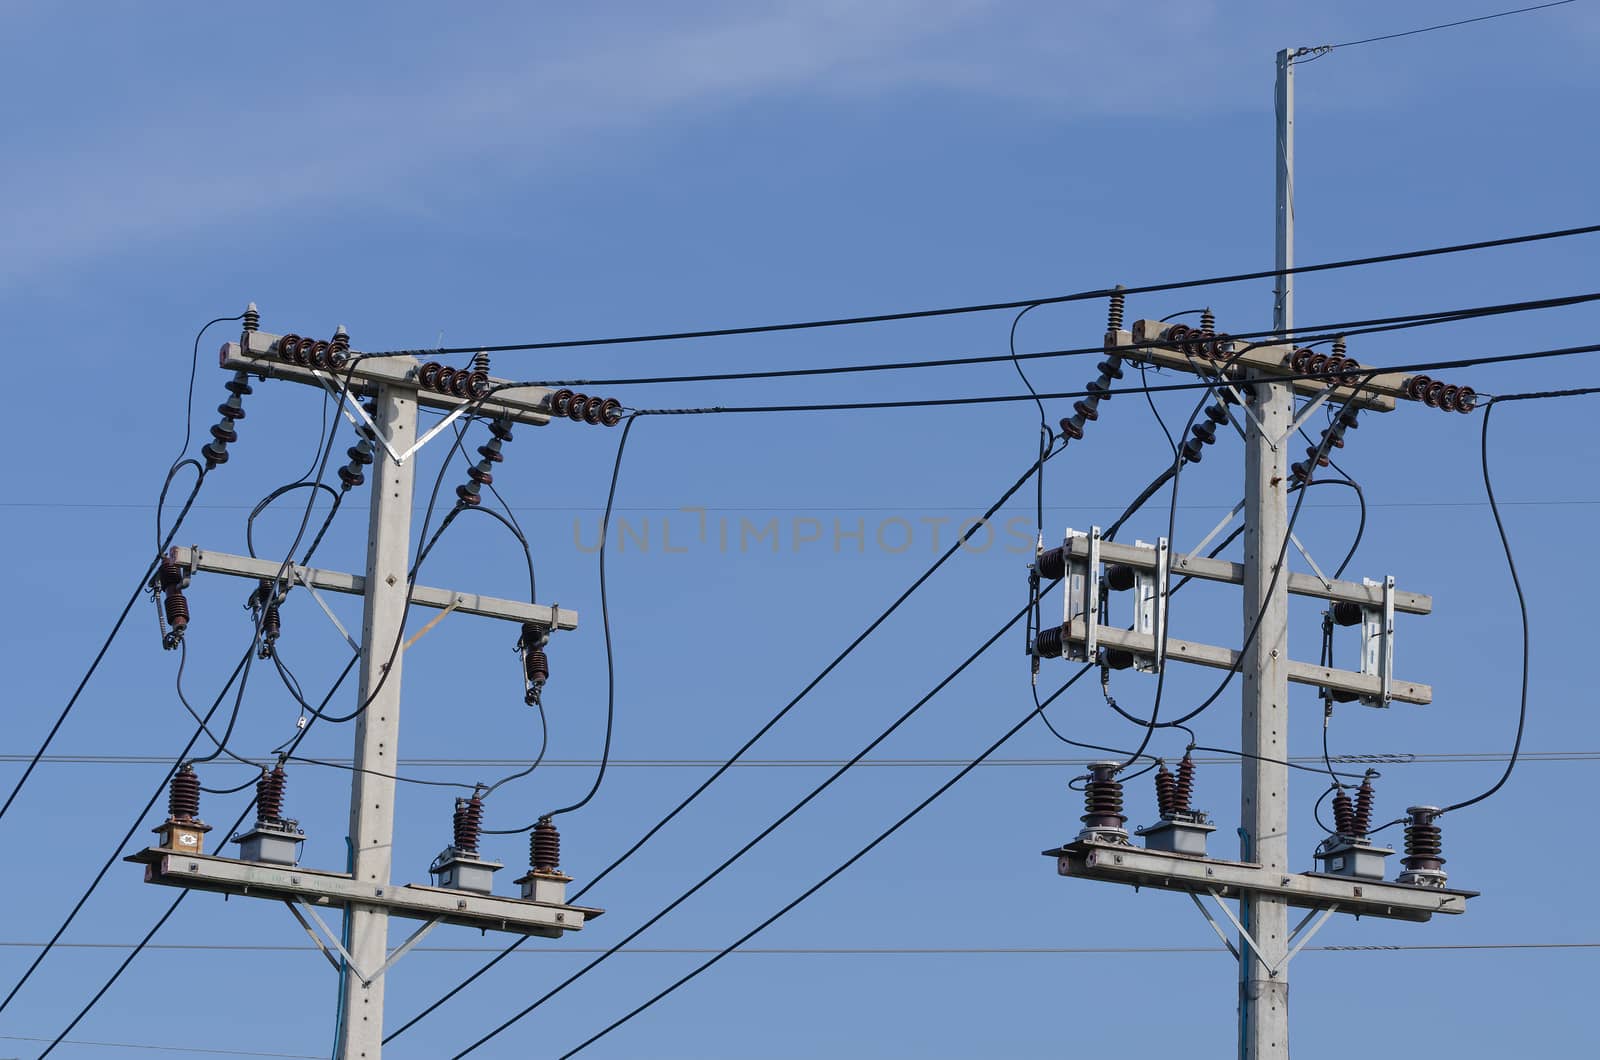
[1136,756,1214,856]
[434,793,502,895]
[234,765,304,866]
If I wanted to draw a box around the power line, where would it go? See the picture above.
[450,666,1091,1058]
[0,462,211,830]
[631,339,1600,416]
[1320,0,1578,51]
[365,221,1600,355]
[0,1035,323,1059]
[393,596,1047,1045]
[7,750,1594,768]
[1435,388,1600,815]
[517,289,1600,388]
[2,940,1590,955]
[387,444,1073,1040]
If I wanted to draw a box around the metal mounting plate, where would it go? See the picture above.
[126,849,602,936]
[1044,840,1474,923]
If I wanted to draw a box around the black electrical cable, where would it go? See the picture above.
[627,339,1600,416]
[1114,386,1372,750]
[1112,332,1263,768]
[0,460,210,830]
[36,651,361,1056]
[1432,392,1556,815]
[5,359,378,1010]
[1322,0,1576,50]
[0,642,255,1015]
[174,640,257,768]
[500,289,1600,389]
[1007,303,1055,539]
[371,223,1600,356]
[483,667,1097,1060]
[246,481,341,560]
[387,444,1065,1042]
[480,697,549,806]
[527,416,631,820]
[27,357,516,1037]
[446,602,1045,1058]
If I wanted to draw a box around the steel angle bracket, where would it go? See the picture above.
[1062,527,1102,662]
[1359,576,1396,707]
[1131,537,1170,673]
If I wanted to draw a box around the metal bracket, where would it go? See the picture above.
[1359,576,1396,707]
[1187,890,1241,961]
[1288,530,1332,592]
[1281,904,1338,969]
[1280,383,1342,445]
[1183,499,1245,567]
[1062,527,1102,663]
[290,566,362,653]
[286,898,440,986]
[314,370,474,467]
[401,596,462,653]
[1132,537,1169,673]
[1192,888,1326,978]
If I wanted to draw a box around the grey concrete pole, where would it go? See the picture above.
[337,382,418,1060]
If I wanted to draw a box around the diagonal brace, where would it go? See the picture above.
[1187,890,1241,961]
[284,898,441,986]
[1203,888,1276,977]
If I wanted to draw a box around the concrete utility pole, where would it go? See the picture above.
[1237,47,1296,1060]
[128,327,604,1060]
[337,382,418,1059]
[1042,44,1479,1060]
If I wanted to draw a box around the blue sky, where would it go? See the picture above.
[3,2,1598,1058]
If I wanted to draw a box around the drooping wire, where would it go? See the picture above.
[627,339,1600,417]
[1432,392,1559,815]
[447,601,1043,1057]
[369,222,1600,356]
[493,289,1600,389]
[463,666,1097,1059]
[0,459,211,829]
[540,414,632,820]
[0,642,256,1015]
[36,649,362,1057]
[387,444,1066,1043]
[1319,1,1577,51]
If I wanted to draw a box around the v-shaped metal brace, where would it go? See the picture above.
[313,368,476,466]
[286,897,440,986]
[1187,889,1338,978]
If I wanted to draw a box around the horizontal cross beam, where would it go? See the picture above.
[1046,840,1475,923]
[1117,323,1403,412]
[1064,535,1432,615]
[127,849,602,936]
[220,331,558,428]
[1058,618,1431,704]
[172,546,579,631]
